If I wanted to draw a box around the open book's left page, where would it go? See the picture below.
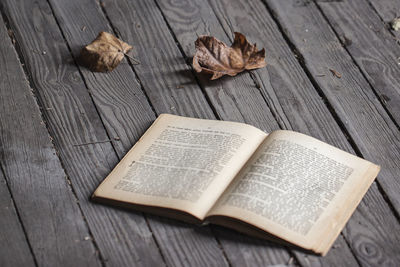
[93,114,267,219]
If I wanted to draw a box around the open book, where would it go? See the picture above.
[93,114,380,255]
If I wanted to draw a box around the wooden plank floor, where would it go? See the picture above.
[0,0,399,266]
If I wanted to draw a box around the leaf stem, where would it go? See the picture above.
[124,53,141,65]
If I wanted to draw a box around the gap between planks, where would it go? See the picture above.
[195,0,396,264]
[0,12,38,266]
[5,0,396,265]
[363,0,400,131]
[45,0,170,264]
[95,0,228,265]
[155,1,303,266]
[261,0,400,222]
[95,0,159,117]
[263,0,400,228]
[0,6,102,266]
[0,162,38,267]
[198,0,363,264]
[207,4,288,129]
[309,0,400,219]
[1,2,109,266]
[313,0,400,132]
[152,0,297,265]
[99,0,275,264]
[152,0,223,121]
[97,0,286,265]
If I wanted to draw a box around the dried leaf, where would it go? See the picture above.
[193,32,267,80]
[79,31,133,72]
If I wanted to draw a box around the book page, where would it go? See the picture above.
[93,114,267,219]
[207,130,380,254]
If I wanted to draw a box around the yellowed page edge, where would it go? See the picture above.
[315,163,380,255]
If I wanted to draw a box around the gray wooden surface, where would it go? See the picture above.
[0,16,100,267]
[0,0,399,266]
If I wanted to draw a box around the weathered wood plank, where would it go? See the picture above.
[152,0,297,264]
[38,0,230,265]
[368,0,400,39]
[0,170,36,267]
[179,0,361,265]
[3,0,398,266]
[342,184,400,266]
[1,0,166,266]
[49,0,289,263]
[50,0,214,120]
[0,16,101,267]
[102,0,278,133]
[315,0,400,127]
[156,0,394,266]
[260,0,400,265]
[367,0,400,19]
[103,0,295,265]
[211,227,296,266]
[167,1,396,263]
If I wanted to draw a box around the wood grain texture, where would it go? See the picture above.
[100,0,294,264]
[0,169,35,267]
[367,0,400,20]
[169,0,400,265]
[197,0,363,265]
[101,0,279,132]
[0,16,101,267]
[203,0,357,147]
[156,1,283,133]
[315,0,400,127]
[261,0,400,265]
[1,0,399,266]
[46,0,231,266]
[154,0,293,264]
[368,0,400,39]
[1,0,166,266]
[49,0,214,121]
[47,0,160,154]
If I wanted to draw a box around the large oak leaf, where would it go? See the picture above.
[79,31,133,72]
[193,32,267,80]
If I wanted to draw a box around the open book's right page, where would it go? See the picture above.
[207,130,380,255]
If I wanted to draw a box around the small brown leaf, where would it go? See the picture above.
[193,32,267,80]
[79,31,133,72]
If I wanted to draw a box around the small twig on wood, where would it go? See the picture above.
[73,140,113,147]
[329,68,342,78]
[124,53,141,65]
